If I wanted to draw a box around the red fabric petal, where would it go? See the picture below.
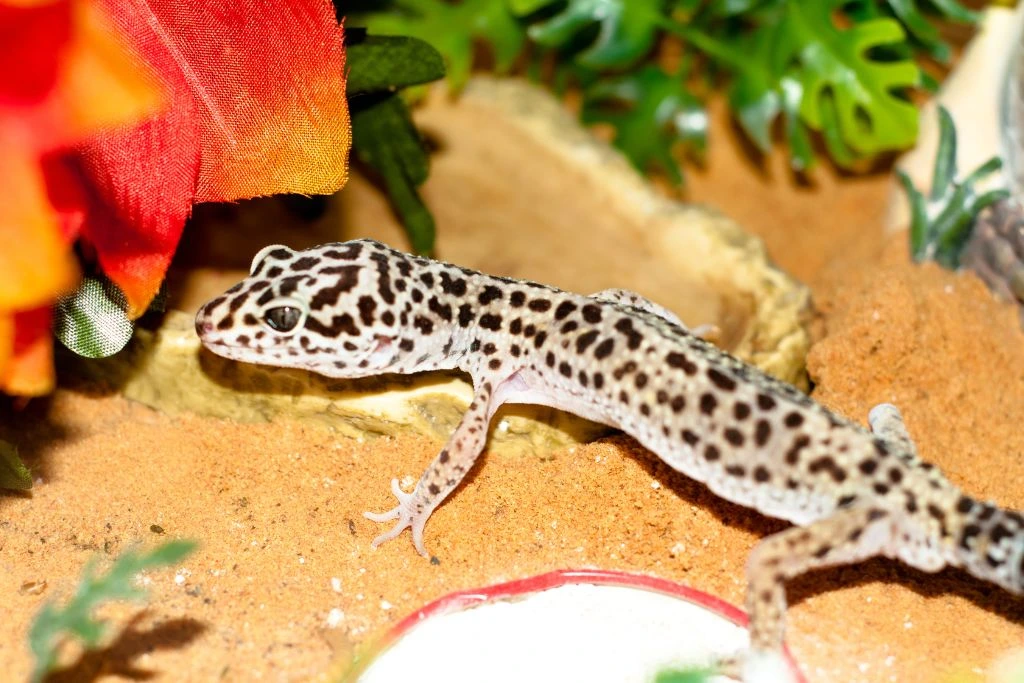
[76,109,201,316]
[68,0,350,316]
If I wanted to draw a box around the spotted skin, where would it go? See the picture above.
[196,239,1024,672]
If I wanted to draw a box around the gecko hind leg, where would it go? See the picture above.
[868,402,918,458]
[590,288,720,341]
[364,380,500,556]
[720,505,896,679]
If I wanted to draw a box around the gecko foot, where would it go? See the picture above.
[363,478,430,556]
[717,649,796,683]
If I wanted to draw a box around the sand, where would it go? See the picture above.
[2,98,1023,682]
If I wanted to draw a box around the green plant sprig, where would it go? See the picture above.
[28,540,198,683]
[899,106,1009,269]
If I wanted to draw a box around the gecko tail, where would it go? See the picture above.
[954,495,1024,594]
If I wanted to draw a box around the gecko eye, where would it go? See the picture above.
[264,306,302,332]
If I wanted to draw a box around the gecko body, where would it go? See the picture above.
[196,239,1023,673]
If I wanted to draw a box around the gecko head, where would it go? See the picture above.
[195,239,412,377]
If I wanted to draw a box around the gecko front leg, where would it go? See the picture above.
[364,379,501,556]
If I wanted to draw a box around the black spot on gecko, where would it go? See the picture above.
[614,318,643,350]
[545,352,556,368]
[592,373,605,389]
[381,311,395,326]
[785,435,811,465]
[724,428,744,447]
[581,304,602,323]
[479,285,503,305]
[699,393,718,416]
[575,329,599,353]
[414,316,434,335]
[509,291,526,307]
[290,256,320,271]
[707,368,737,391]
[427,296,453,321]
[439,272,467,296]
[756,394,777,411]
[754,420,771,447]
[458,304,474,328]
[529,298,552,312]
[419,272,435,288]
[592,338,615,359]
[704,445,722,462]
[559,362,572,378]
[509,318,523,335]
[682,430,699,446]
[784,412,805,428]
[726,464,745,477]
[398,338,415,352]
[561,321,579,334]
[554,301,577,320]
[357,296,376,326]
[634,373,648,389]
[666,352,698,375]
[533,331,548,348]
[753,466,771,483]
[489,358,503,370]
[733,402,751,420]
[670,396,685,413]
[479,313,503,331]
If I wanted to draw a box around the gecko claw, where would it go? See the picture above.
[363,478,430,556]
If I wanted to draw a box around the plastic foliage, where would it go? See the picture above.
[582,65,707,184]
[654,665,716,682]
[54,276,138,359]
[898,106,1009,269]
[0,439,32,491]
[346,30,447,255]
[353,0,978,182]
[28,540,198,683]
[354,0,524,90]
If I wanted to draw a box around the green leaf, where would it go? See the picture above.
[29,540,198,682]
[54,277,134,359]
[582,65,707,185]
[356,0,525,90]
[0,439,32,490]
[779,75,815,172]
[507,0,550,14]
[654,666,715,683]
[899,106,1009,268]
[787,0,920,156]
[351,94,436,254]
[527,0,664,69]
[724,27,780,153]
[345,33,446,95]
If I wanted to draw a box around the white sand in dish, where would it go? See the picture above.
[358,583,791,683]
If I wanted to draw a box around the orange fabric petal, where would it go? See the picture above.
[0,135,79,311]
[1,307,55,396]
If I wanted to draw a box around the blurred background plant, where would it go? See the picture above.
[28,540,197,682]
[352,0,980,184]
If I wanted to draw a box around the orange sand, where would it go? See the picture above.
[2,102,1023,682]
